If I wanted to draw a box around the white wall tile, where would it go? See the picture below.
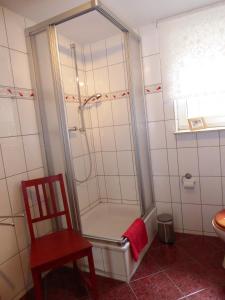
[100,127,116,151]
[95,153,104,175]
[0,98,20,137]
[0,46,13,86]
[153,176,171,202]
[10,50,31,89]
[90,105,99,128]
[146,92,164,122]
[120,176,137,201]
[78,70,86,96]
[202,205,222,233]
[151,149,169,175]
[0,7,7,47]
[4,8,26,52]
[0,179,11,215]
[14,217,30,251]
[98,176,107,199]
[70,133,83,158]
[86,70,95,95]
[92,128,101,151]
[87,177,99,204]
[0,148,5,179]
[198,147,221,176]
[84,44,92,71]
[17,100,38,135]
[91,40,107,69]
[178,148,199,176]
[148,121,166,149]
[20,248,32,288]
[74,156,87,180]
[57,34,73,67]
[1,137,26,176]
[108,63,126,91]
[97,101,113,127]
[61,65,76,94]
[164,100,175,120]
[172,203,183,231]
[143,54,161,85]
[156,202,172,215]
[200,177,222,205]
[7,172,28,214]
[180,177,201,204]
[165,120,176,148]
[106,34,124,65]
[140,23,159,57]
[177,133,197,148]
[76,44,84,70]
[23,135,42,170]
[0,254,25,300]
[66,103,80,128]
[105,176,121,200]
[170,176,181,203]
[93,67,109,93]
[117,151,134,175]
[182,204,202,231]
[168,149,178,175]
[0,221,18,264]
[112,98,129,125]
[197,131,219,147]
[221,146,225,176]
[77,182,89,211]
[114,125,131,151]
[102,152,118,175]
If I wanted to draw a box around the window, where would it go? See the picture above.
[158,4,225,131]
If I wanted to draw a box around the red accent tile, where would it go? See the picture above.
[131,272,183,300]
[131,252,161,281]
[150,244,194,269]
[186,285,225,299]
[165,261,210,295]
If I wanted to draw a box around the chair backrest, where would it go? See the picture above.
[22,174,72,241]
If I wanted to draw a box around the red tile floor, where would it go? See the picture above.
[22,233,225,300]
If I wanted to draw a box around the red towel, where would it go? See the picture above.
[123,218,148,261]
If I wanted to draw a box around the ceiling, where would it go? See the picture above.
[0,0,222,27]
[57,11,120,44]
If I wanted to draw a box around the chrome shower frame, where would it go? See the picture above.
[25,0,154,238]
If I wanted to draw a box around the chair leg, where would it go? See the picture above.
[32,270,43,300]
[87,251,98,300]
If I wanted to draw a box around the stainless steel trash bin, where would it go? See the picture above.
[157,213,175,244]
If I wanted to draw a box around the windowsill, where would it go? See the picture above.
[174,126,225,134]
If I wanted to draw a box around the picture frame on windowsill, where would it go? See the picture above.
[188,117,206,131]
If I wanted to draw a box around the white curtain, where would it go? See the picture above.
[158,4,225,130]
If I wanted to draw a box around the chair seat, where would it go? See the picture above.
[30,229,92,270]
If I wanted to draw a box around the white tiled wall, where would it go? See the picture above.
[0,6,46,300]
[140,23,224,236]
[59,33,140,215]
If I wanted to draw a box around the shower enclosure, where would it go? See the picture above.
[26,0,156,281]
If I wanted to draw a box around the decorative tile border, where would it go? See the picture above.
[65,84,162,103]
[0,83,162,102]
[145,83,162,94]
[0,86,34,100]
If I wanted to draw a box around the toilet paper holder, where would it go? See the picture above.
[182,173,195,188]
[183,173,192,179]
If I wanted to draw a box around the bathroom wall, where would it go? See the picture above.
[58,32,140,215]
[58,33,100,215]
[83,35,139,206]
[0,6,49,300]
[140,23,224,236]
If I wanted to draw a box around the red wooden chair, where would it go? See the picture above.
[21,174,98,300]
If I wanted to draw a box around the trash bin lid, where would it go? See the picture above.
[157,213,173,222]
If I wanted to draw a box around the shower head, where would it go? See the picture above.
[82,93,102,107]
